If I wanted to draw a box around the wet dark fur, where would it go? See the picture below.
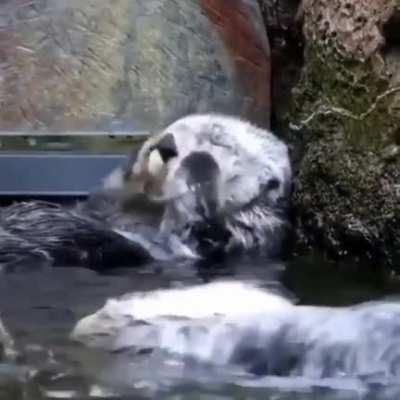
[0,200,152,270]
[0,184,288,270]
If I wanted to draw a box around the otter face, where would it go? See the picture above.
[157,149,224,238]
[131,139,223,221]
[106,113,291,256]
[125,114,290,214]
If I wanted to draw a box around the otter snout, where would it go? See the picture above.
[176,151,222,220]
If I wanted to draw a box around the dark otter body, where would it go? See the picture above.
[0,200,152,270]
[0,152,230,270]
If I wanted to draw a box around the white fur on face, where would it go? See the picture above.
[104,113,292,254]
[139,113,292,213]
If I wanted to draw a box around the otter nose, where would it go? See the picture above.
[178,151,222,219]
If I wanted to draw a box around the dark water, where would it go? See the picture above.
[0,253,399,400]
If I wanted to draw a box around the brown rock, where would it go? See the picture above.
[201,0,271,128]
[257,0,303,132]
[301,0,394,61]
[0,0,271,133]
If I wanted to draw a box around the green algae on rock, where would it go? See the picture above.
[286,0,400,266]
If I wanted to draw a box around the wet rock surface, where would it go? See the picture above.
[201,0,271,127]
[0,0,271,132]
[258,0,303,131]
[261,0,400,267]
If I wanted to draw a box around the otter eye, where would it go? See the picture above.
[151,133,178,163]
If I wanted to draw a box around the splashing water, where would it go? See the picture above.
[72,280,400,392]
[1,256,400,399]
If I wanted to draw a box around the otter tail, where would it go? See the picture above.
[0,201,151,270]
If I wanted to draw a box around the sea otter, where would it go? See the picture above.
[0,114,292,270]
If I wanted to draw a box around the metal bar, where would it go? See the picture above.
[0,134,147,152]
[0,152,128,198]
[0,130,151,137]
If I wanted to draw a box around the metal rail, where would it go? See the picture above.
[0,132,148,200]
[0,152,128,199]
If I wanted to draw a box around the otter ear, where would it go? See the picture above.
[150,133,178,163]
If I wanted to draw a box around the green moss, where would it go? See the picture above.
[289,41,400,152]
[288,35,400,268]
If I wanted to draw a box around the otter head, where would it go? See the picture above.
[123,114,289,219]
[106,114,291,256]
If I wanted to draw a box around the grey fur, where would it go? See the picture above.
[0,200,152,269]
[0,114,292,269]
[125,113,292,257]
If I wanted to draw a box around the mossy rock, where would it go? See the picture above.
[285,0,400,268]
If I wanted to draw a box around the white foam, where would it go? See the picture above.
[71,282,400,380]
[76,280,291,322]
[71,281,293,348]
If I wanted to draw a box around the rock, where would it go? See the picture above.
[201,0,272,127]
[381,144,400,161]
[258,0,303,132]
[0,0,271,132]
[284,0,400,266]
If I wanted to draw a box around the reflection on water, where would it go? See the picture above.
[0,254,399,399]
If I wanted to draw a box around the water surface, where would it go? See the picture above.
[0,253,399,399]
